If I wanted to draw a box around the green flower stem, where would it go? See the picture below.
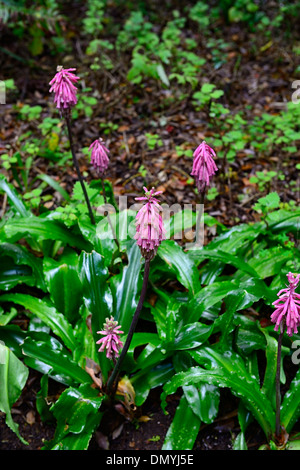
[65,116,95,225]
[106,258,151,395]
[195,191,205,246]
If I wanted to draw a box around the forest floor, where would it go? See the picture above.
[0,368,265,450]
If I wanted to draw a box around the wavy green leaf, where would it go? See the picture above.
[110,240,143,334]
[162,347,276,439]
[0,243,46,291]
[79,250,112,381]
[188,248,259,278]
[173,322,213,350]
[0,257,34,291]
[0,342,29,445]
[0,325,27,357]
[35,174,70,201]
[281,367,300,433]
[131,362,174,406]
[0,293,76,350]
[157,240,200,295]
[43,384,103,450]
[208,223,259,253]
[79,250,112,325]
[22,335,91,386]
[187,280,236,323]
[43,250,83,323]
[162,395,201,450]
[0,174,31,217]
[2,217,92,250]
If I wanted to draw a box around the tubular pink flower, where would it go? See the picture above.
[134,186,166,260]
[96,316,124,360]
[271,272,300,337]
[191,141,218,193]
[49,66,79,110]
[89,138,110,175]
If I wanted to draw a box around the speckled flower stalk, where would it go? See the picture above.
[270,272,300,439]
[96,317,124,363]
[106,187,165,395]
[49,66,95,225]
[191,141,218,246]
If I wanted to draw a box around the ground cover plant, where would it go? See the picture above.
[0,0,300,451]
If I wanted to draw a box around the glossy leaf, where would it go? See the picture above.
[78,217,112,263]
[131,362,174,406]
[0,257,34,291]
[48,415,102,450]
[79,251,112,380]
[79,250,112,326]
[0,175,31,217]
[173,351,220,424]
[281,367,300,433]
[188,277,272,325]
[187,280,236,323]
[162,395,201,450]
[0,306,18,326]
[43,384,103,450]
[123,332,162,372]
[233,402,254,450]
[267,209,300,234]
[130,336,171,384]
[150,297,185,344]
[157,240,200,295]
[0,342,29,445]
[235,326,266,356]
[208,223,259,254]
[164,298,183,346]
[22,334,91,385]
[2,217,92,251]
[246,247,293,279]
[0,243,46,291]
[0,325,27,357]
[173,322,213,350]
[162,346,276,439]
[43,249,83,323]
[73,308,99,370]
[35,174,70,201]
[232,431,247,450]
[110,240,143,334]
[188,247,259,278]
[260,328,289,407]
[0,293,76,350]
[35,374,53,423]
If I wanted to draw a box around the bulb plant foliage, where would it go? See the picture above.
[0,62,299,452]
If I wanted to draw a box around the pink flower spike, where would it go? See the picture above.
[49,66,79,112]
[134,186,166,260]
[270,272,300,337]
[89,138,110,175]
[96,316,124,360]
[191,141,218,193]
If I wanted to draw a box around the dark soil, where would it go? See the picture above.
[0,369,266,451]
